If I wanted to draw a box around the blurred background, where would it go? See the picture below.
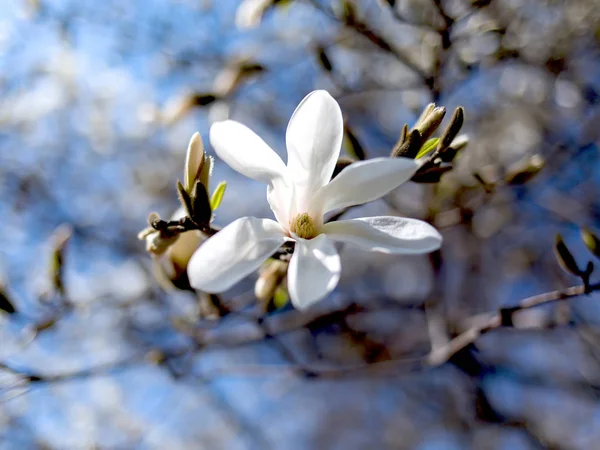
[1,0,600,448]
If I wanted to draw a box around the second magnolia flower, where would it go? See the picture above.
[187,90,442,309]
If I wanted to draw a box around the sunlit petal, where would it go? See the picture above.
[285,90,343,211]
[188,217,286,292]
[323,216,442,254]
[210,120,287,184]
[287,235,341,309]
[315,157,420,215]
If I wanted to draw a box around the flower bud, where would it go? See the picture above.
[157,207,205,286]
[437,106,464,152]
[49,224,72,296]
[391,129,421,158]
[235,0,274,30]
[440,134,469,163]
[581,228,600,260]
[554,234,581,277]
[415,106,446,143]
[144,230,179,256]
[255,260,288,302]
[184,132,205,194]
[505,154,544,185]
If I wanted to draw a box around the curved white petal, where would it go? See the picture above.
[287,235,341,310]
[184,132,205,192]
[285,90,343,212]
[267,179,294,229]
[210,120,287,184]
[323,216,442,254]
[188,217,286,292]
[315,157,420,215]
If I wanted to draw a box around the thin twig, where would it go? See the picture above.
[3,282,596,385]
[427,282,600,366]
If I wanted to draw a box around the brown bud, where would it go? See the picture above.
[190,180,212,226]
[415,106,446,143]
[317,46,333,72]
[411,164,452,183]
[145,230,179,256]
[505,154,545,185]
[0,282,16,314]
[391,129,422,158]
[554,234,581,276]
[176,180,194,219]
[49,224,73,296]
[255,260,288,303]
[437,107,464,152]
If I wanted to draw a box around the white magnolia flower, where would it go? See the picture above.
[187,90,442,309]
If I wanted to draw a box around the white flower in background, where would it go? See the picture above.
[187,90,442,309]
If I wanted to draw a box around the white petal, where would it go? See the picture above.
[323,216,442,254]
[188,217,286,292]
[315,157,420,214]
[210,120,287,184]
[184,132,205,192]
[267,180,294,229]
[287,235,341,310]
[285,90,343,211]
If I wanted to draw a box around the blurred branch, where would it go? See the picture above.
[2,280,598,386]
[427,282,600,366]
[305,0,430,83]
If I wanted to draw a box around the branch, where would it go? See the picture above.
[427,282,600,366]
[3,282,596,385]
[305,0,430,83]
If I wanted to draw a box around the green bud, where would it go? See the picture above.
[255,260,288,303]
[210,181,227,212]
[581,228,600,260]
[416,138,440,159]
[272,286,289,310]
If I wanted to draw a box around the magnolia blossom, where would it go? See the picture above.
[188,90,442,309]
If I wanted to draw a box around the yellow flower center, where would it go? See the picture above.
[289,213,318,239]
